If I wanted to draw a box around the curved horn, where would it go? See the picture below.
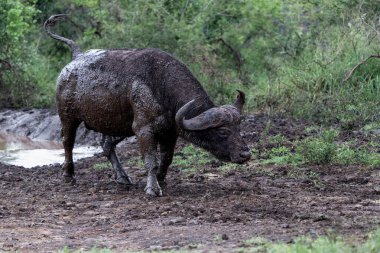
[176,100,224,131]
[176,100,241,131]
[182,108,225,131]
[175,99,196,129]
[181,105,241,131]
[233,90,245,114]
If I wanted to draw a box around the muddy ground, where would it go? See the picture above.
[0,111,379,252]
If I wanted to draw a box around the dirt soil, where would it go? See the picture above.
[0,113,379,252]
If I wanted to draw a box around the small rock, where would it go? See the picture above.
[3,242,13,248]
[308,228,318,238]
[313,213,329,222]
[193,174,204,182]
[187,244,198,249]
[188,219,199,225]
[119,228,128,233]
[149,245,162,251]
[65,202,75,207]
[127,136,137,144]
[167,217,185,225]
[221,234,229,240]
[204,173,220,180]
[89,187,97,194]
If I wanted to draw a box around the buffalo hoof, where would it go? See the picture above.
[64,175,76,185]
[116,175,134,185]
[144,186,162,197]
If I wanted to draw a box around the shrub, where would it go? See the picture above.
[333,145,357,166]
[296,130,338,165]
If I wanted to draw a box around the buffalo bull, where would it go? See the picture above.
[44,14,250,196]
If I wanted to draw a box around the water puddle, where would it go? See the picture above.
[0,132,101,168]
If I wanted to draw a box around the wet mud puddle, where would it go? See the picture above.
[0,132,101,168]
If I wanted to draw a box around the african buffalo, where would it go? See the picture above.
[44,14,250,196]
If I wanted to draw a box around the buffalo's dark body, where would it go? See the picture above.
[57,48,212,137]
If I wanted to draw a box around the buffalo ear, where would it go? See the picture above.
[233,90,245,114]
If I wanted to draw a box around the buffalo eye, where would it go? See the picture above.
[218,128,231,138]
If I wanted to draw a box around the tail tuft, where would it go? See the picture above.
[44,14,68,28]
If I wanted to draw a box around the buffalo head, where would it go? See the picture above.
[176,90,251,163]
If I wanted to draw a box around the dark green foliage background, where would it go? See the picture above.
[0,0,379,127]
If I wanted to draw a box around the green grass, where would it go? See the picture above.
[172,144,213,173]
[236,229,380,253]
[362,122,380,132]
[287,167,321,187]
[125,156,144,168]
[92,162,112,171]
[119,144,215,174]
[215,162,251,176]
[254,128,380,167]
[57,229,380,253]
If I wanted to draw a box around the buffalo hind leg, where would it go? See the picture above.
[157,136,177,183]
[101,135,133,185]
[61,119,80,184]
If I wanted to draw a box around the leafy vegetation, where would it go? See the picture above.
[296,130,338,165]
[0,0,379,127]
[255,129,380,167]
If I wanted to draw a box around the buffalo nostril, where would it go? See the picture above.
[240,151,251,159]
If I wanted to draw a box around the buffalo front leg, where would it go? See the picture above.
[144,149,161,196]
[101,135,133,185]
[135,128,161,196]
[61,120,80,183]
[157,136,177,183]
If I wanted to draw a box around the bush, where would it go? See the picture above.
[1,0,379,127]
[261,12,380,126]
[333,145,358,166]
[296,130,338,165]
[357,151,380,168]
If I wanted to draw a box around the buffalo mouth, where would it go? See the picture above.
[230,151,251,164]
[211,150,251,164]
